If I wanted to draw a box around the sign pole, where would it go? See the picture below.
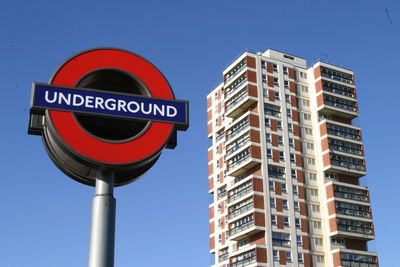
[88,170,116,267]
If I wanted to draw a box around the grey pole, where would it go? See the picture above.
[88,170,116,267]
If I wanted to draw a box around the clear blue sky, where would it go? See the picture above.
[0,0,399,266]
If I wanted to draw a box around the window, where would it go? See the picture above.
[277,121,282,130]
[262,74,267,83]
[273,64,278,72]
[300,85,308,93]
[309,188,319,197]
[331,237,345,246]
[275,91,280,100]
[314,237,323,246]
[300,72,307,79]
[270,197,276,208]
[290,154,295,163]
[238,238,250,248]
[278,136,283,145]
[284,80,289,88]
[283,66,288,75]
[286,252,292,262]
[284,216,290,226]
[269,181,275,191]
[307,157,315,165]
[273,78,279,87]
[285,94,291,103]
[302,99,310,107]
[289,138,294,147]
[265,105,281,117]
[281,183,287,193]
[311,204,320,213]
[271,215,277,225]
[215,118,219,126]
[288,123,293,132]
[217,174,220,183]
[214,92,218,100]
[298,253,304,263]
[295,218,301,228]
[261,60,266,68]
[273,250,279,261]
[304,127,313,135]
[268,166,285,179]
[265,118,270,127]
[272,232,290,247]
[303,113,311,121]
[296,235,302,245]
[315,255,324,263]
[308,172,317,180]
[286,108,292,117]
[267,149,272,158]
[306,142,314,150]
[312,220,322,229]
[291,169,296,178]
[293,185,298,195]
[294,201,300,211]
[279,151,284,161]
[283,199,288,209]
[266,133,271,142]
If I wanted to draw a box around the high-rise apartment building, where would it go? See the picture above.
[207,49,378,267]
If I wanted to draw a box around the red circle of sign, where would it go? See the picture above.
[48,48,174,164]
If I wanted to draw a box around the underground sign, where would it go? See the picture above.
[28,48,189,186]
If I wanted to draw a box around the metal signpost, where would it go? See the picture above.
[28,48,189,267]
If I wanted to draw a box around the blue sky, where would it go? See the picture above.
[0,0,399,266]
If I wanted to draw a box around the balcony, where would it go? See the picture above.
[329,138,364,157]
[229,213,264,241]
[324,120,362,142]
[228,201,254,220]
[226,134,251,158]
[321,67,354,85]
[333,183,369,203]
[225,86,258,118]
[226,147,262,177]
[228,181,253,204]
[224,59,247,83]
[333,249,379,267]
[225,74,248,100]
[230,249,257,267]
[318,94,358,119]
[322,80,356,99]
[226,119,250,142]
[324,153,366,177]
[331,217,374,240]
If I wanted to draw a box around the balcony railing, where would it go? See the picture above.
[226,77,247,98]
[219,253,229,262]
[330,159,365,172]
[231,255,256,267]
[327,128,361,141]
[216,132,225,142]
[337,224,373,235]
[229,203,254,220]
[228,185,253,204]
[322,72,353,85]
[336,208,370,218]
[341,260,378,267]
[335,191,369,202]
[324,86,355,98]
[226,89,249,112]
[230,220,254,236]
[325,99,357,112]
[226,136,250,157]
[330,144,363,156]
[225,61,246,83]
[228,153,251,171]
[226,120,250,141]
